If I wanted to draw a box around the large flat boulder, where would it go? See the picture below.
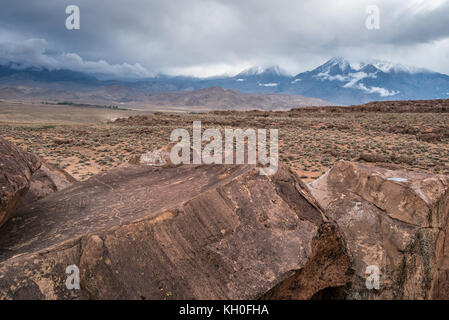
[0,163,351,300]
[308,161,449,299]
[0,139,41,228]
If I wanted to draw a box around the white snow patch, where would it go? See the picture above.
[315,70,378,86]
[343,72,378,88]
[355,83,400,97]
[314,71,348,82]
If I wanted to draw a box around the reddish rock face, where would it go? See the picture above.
[4,138,447,300]
[17,162,77,209]
[0,162,351,300]
[0,139,41,228]
[309,161,449,299]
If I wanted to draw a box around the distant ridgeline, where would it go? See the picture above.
[1,57,449,105]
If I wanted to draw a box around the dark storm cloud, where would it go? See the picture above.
[1,0,449,77]
[0,39,151,78]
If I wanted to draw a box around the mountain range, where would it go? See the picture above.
[1,57,449,106]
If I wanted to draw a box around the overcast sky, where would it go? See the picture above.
[0,0,448,78]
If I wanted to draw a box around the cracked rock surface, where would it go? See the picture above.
[309,160,449,299]
[0,162,351,299]
[2,137,449,300]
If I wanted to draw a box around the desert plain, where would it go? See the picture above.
[1,99,448,183]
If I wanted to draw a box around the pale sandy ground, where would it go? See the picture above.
[0,100,153,125]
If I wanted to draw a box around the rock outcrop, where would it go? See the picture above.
[0,162,351,300]
[18,162,77,209]
[0,139,41,228]
[309,161,449,299]
[2,136,449,300]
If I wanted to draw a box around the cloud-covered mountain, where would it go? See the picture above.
[285,57,449,105]
[197,58,449,104]
[194,65,292,94]
[0,64,99,85]
[0,39,153,80]
[235,65,290,78]
[1,57,449,105]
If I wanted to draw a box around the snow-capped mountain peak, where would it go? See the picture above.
[316,57,351,74]
[287,57,449,104]
[350,59,430,74]
[237,66,265,76]
[236,65,290,77]
[370,60,430,74]
[312,57,431,76]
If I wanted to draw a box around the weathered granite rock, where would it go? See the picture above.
[0,139,41,228]
[308,161,449,299]
[0,163,351,300]
[17,162,77,209]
